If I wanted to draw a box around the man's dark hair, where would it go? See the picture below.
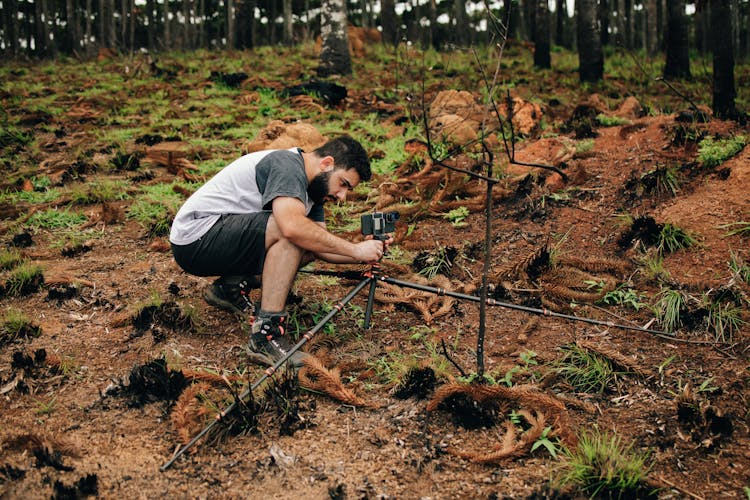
[314,135,372,182]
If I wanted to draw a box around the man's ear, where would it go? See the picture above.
[320,155,335,171]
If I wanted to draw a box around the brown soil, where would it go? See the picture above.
[1,54,749,500]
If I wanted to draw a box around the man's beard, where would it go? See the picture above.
[308,170,332,204]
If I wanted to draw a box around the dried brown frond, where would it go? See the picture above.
[288,94,326,113]
[374,274,455,324]
[493,244,550,283]
[299,356,374,408]
[541,295,569,312]
[182,368,240,387]
[557,256,631,275]
[3,432,81,458]
[426,382,566,415]
[171,382,214,446]
[541,283,604,303]
[575,339,652,378]
[545,266,617,291]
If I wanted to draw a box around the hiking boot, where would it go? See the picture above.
[247,313,309,369]
[202,275,261,317]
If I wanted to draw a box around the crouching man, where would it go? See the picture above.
[170,136,386,368]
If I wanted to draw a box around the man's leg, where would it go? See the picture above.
[247,215,310,368]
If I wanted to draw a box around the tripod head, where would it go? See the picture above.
[361,211,399,241]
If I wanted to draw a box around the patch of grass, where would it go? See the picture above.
[704,298,745,343]
[444,206,470,227]
[34,397,58,416]
[0,125,33,149]
[720,221,750,238]
[127,183,184,237]
[555,428,652,498]
[0,186,61,205]
[597,285,647,311]
[3,262,44,296]
[596,114,631,127]
[697,135,747,168]
[639,252,671,281]
[657,223,698,254]
[574,138,595,154]
[26,208,87,230]
[555,344,617,393]
[728,251,750,284]
[69,179,132,204]
[0,307,41,345]
[0,248,24,271]
[653,288,688,333]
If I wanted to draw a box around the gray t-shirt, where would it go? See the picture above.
[169,148,324,245]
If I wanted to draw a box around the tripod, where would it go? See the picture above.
[161,258,669,471]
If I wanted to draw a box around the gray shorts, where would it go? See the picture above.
[171,212,272,277]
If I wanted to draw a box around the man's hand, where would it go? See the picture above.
[354,239,385,263]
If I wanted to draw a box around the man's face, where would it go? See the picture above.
[308,167,360,205]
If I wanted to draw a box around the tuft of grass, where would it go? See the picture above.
[697,135,747,168]
[3,262,44,296]
[555,344,618,393]
[596,114,631,127]
[704,298,745,343]
[657,223,698,254]
[0,248,24,271]
[0,307,42,345]
[69,179,132,204]
[26,208,87,230]
[35,397,58,416]
[728,251,750,284]
[720,221,750,238]
[653,288,688,333]
[555,428,652,498]
[575,138,595,154]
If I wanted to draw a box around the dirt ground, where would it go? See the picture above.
[1,52,749,500]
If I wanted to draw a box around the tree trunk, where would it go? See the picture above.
[84,0,93,55]
[282,0,293,45]
[4,0,20,56]
[453,0,469,46]
[226,0,235,48]
[317,0,351,77]
[711,0,737,118]
[663,0,690,79]
[599,0,609,45]
[163,0,171,49]
[534,0,551,68]
[380,0,398,46]
[146,0,156,51]
[576,0,603,82]
[555,0,566,46]
[645,0,658,54]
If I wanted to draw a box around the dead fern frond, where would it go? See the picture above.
[299,356,374,408]
[575,340,651,378]
[542,283,604,303]
[171,382,214,446]
[557,256,631,275]
[3,432,81,458]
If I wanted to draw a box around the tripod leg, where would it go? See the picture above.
[363,277,378,329]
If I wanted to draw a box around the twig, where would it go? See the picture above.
[440,339,468,378]
[653,474,705,500]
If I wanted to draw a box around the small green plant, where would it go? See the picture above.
[555,428,652,498]
[0,307,41,345]
[697,134,747,168]
[639,252,670,281]
[598,286,646,311]
[35,397,58,416]
[555,344,617,393]
[596,114,631,127]
[721,221,750,238]
[653,288,688,333]
[531,426,559,458]
[657,223,698,254]
[575,138,595,154]
[69,179,132,204]
[26,208,87,230]
[705,299,745,342]
[416,246,453,280]
[444,206,470,227]
[3,262,44,296]
[0,248,24,270]
[641,165,680,197]
[728,251,750,284]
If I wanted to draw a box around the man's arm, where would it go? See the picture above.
[272,196,382,262]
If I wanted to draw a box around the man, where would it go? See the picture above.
[169,136,386,368]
